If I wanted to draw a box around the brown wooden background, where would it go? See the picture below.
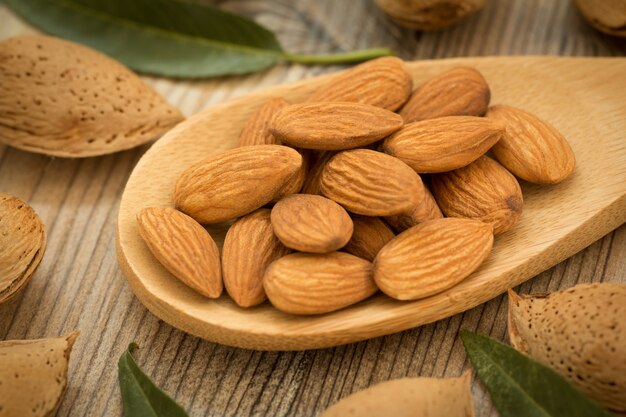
[1,1,625,416]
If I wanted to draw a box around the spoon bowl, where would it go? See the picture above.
[117,56,626,350]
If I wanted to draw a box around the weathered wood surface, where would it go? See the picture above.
[0,1,624,416]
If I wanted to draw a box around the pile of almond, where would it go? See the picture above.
[137,57,576,315]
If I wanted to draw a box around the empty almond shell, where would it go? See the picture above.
[0,193,46,304]
[0,35,183,157]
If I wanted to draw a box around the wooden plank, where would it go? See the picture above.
[0,0,624,416]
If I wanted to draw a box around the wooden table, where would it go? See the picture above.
[1,1,624,416]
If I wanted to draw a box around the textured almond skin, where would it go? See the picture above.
[343,215,395,261]
[0,193,46,304]
[374,218,493,300]
[0,331,79,417]
[381,116,503,173]
[264,252,377,315]
[302,151,336,195]
[508,284,626,413]
[136,207,222,298]
[320,149,425,216]
[385,186,443,232]
[272,149,309,202]
[174,145,302,223]
[271,194,353,253]
[239,97,289,146]
[487,105,576,184]
[270,102,404,150]
[307,57,412,111]
[320,372,474,417]
[0,35,183,157]
[400,66,490,122]
[431,156,523,235]
[222,209,290,307]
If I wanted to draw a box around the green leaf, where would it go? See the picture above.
[118,343,189,417]
[4,0,393,78]
[461,330,613,417]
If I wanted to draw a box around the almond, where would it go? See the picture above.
[136,207,222,298]
[381,116,503,173]
[320,372,474,417]
[174,145,302,223]
[400,66,490,122]
[301,151,336,195]
[271,194,353,253]
[320,149,426,216]
[487,105,576,184]
[0,330,79,417]
[431,156,523,235]
[0,35,183,157]
[272,149,309,202]
[575,0,626,37]
[385,186,442,232]
[375,0,488,31]
[222,209,290,307]
[307,57,413,111]
[343,215,395,261]
[264,252,377,315]
[0,193,46,304]
[239,97,289,146]
[270,102,403,150]
[374,218,493,300]
[508,284,626,413]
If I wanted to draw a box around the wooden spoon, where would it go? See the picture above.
[117,56,626,351]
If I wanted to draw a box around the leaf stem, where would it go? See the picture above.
[282,48,394,65]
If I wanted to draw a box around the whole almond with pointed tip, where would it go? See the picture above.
[320,149,425,216]
[0,330,79,417]
[320,372,474,417]
[307,57,413,111]
[487,105,576,184]
[431,156,523,235]
[508,284,626,413]
[272,149,309,202]
[343,215,395,261]
[270,102,403,150]
[239,97,289,146]
[0,193,46,304]
[264,252,377,315]
[0,35,183,157]
[302,151,336,195]
[381,116,503,173]
[174,145,302,223]
[374,218,493,300]
[400,66,490,122]
[222,209,290,307]
[271,194,353,253]
[136,207,222,298]
[385,186,443,232]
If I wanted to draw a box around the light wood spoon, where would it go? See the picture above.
[117,56,626,351]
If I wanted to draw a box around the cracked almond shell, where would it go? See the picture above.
[0,35,183,157]
[508,284,626,413]
[174,145,302,224]
[0,193,46,304]
[320,371,474,417]
[0,330,79,417]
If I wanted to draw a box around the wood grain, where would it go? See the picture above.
[0,1,625,416]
